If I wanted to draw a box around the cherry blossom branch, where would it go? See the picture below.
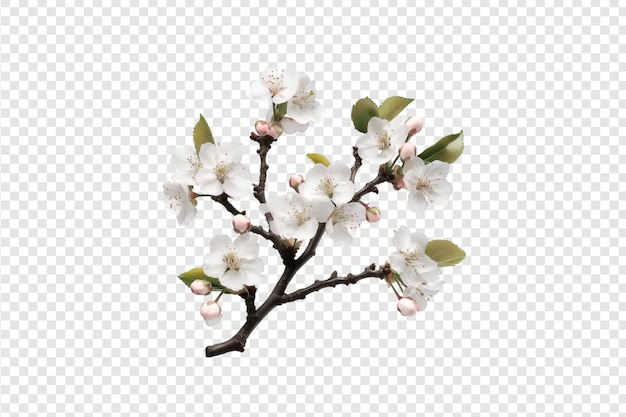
[350,166,393,203]
[281,263,389,303]
[205,262,388,357]
[240,285,257,316]
[250,132,273,209]
[350,146,362,182]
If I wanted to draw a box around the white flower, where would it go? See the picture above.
[264,193,334,240]
[389,226,439,287]
[248,66,300,105]
[203,234,264,292]
[402,157,452,214]
[298,161,355,205]
[356,116,409,164]
[265,109,308,135]
[163,182,197,226]
[325,203,365,246]
[193,142,250,198]
[170,146,202,185]
[286,73,324,124]
[399,282,443,314]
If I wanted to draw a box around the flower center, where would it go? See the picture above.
[416,178,431,192]
[214,161,233,183]
[262,68,286,96]
[377,131,390,150]
[320,178,334,197]
[222,252,241,272]
[402,249,423,266]
[293,90,315,106]
[292,208,310,226]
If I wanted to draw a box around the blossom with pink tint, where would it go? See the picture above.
[200,300,222,325]
[232,214,251,234]
[190,279,212,295]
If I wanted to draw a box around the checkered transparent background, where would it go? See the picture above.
[1,2,624,416]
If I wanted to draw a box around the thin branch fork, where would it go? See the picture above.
[205,263,389,357]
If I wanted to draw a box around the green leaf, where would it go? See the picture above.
[274,102,288,121]
[193,114,214,154]
[425,240,466,267]
[418,130,464,164]
[378,96,414,121]
[306,153,331,166]
[178,267,238,294]
[351,97,379,133]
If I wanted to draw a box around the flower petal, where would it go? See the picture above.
[413,254,438,274]
[170,146,200,172]
[309,198,335,222]
[424,178,452,207]
[223,166,251,199]
[193,168,223,196]
[210,235,232,253]
[331,181,355,205]
[423,160,449,179]
[248,80,271,103]
[221,269,247,291]
[402,156,425,173]
[327,223,353,246]
[218,142,243,164]
[389,251,407,273]
[408,190,428,215]
[177,199,197,226]
[305,163,327,184]
[393,226,411,251]
[281,117,309,134]
[327,161,351,182]
[409,231,430,251]
[400,267,420,287]
[203,253,227,279]
[234,233,259,259]
[366,117,386,134]
[198,142,219,167]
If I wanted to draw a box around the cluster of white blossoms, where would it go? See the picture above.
[248,65,324,135]
[163,142,251,226]
[165,66,465,333]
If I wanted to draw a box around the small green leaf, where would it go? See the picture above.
[306,153,331,166]
[378,96,414,121]
[193,114,214,154]
[351,97,379,133]
[178,267,237,294]
[425,240,466,267]
[274,102,288,121]
[418,130,464,164]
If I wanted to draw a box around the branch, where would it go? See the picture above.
[350,146,362,182]
[250,132,273,208]
[350,166,392,202]
[240,285,257,316]
[210,193,240,216]
[281,264,388,303]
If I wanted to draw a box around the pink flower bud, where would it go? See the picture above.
[405,116,424,138]
[232,214,251,234]
[397,297,420,316]
[289,174,304,191]
[365,206,381,223]
[268,121,283,139]
[200,300,222,325]
[399,142,417,162]
[190,279,212,295]
[255,120,271,135]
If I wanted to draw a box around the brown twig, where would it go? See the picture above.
[350,146,362,182]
